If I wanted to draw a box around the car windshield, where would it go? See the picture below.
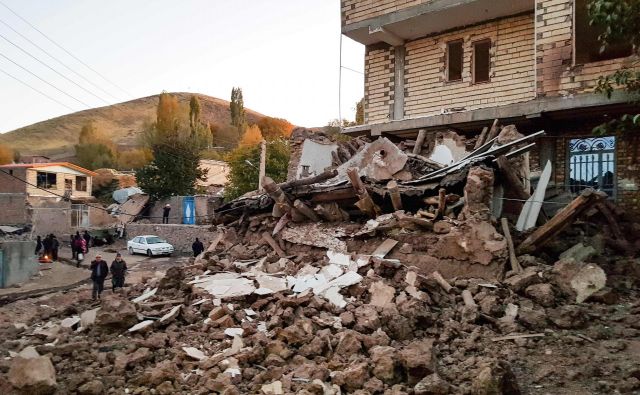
[145,236,165,244]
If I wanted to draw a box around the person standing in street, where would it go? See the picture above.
[110,253,128,292]
[90,254,109,300]
[162,204,171,224]
[83,230,91,252]
[42,235,52,259]
[192,238,204,257]
[35,236,42,256]
[51,235,59,261]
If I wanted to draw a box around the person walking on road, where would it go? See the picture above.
[192,238,204,257]
[90,254,109,300]
[83,230,91,252]
[110,253,128,292]
[162,204,171,224]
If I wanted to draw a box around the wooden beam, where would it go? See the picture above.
[517,189,606,253]
[412,129,427,155]
[293,199,321,222]
[437,188,446,219]
[279,169,338,190]
[346,167,380,217]
[262,231,286,258]
[501,217,523,273]
[314,202,349,222]
[473,126,489,150]
[484,119,500,142]
[387,180,403,211]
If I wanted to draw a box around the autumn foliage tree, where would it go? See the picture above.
[0,144,14,165]
[239,124,264,147]
[75,122,117,170]
[257,116,294,139]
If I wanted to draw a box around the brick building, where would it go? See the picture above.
[0,162,102,234]
[341,0,640,216]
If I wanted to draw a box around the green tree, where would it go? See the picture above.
[224,138,290,200]
[589,0,640,134]
[136,92,206,199]
[189,95,201,131]
[230,87,246,128]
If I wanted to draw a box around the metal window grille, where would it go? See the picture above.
[567,136,616,199]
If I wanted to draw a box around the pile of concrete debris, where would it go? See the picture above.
[1,124,639,394]
[0,215,638,394]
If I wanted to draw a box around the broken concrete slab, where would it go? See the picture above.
[18,346,40,359]
[192,273,256,299]
[559,243,597,263]
[571,263,607,303]
[128,320,154,333]
[60,316,81,329]
[369,281,395,308]
[159,305,181,324]
[80,308,99,328]
[334,137,408,182]
[182,347,206,361]
[132,287,158,303]
[281,223,349,252]
[8,356,57,394]
[224,328,244,337]
[255,275,288,295]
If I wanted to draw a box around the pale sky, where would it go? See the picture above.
[0,0,364,132]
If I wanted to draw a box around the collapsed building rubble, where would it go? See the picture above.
[0,123,639,394]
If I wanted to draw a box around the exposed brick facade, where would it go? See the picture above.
[404,13,535,118]
[364,43,395,123]
[341,0,430,26]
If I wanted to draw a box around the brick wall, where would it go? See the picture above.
[0,195,28,225]
[341,0,430,26]
[125,223,219,254]
[404,13,536,118]
[535,0,639,97]
[364,43,395,123]
[0,168,27,194]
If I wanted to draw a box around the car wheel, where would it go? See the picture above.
[128,247,134,255]
[146,249,153,257]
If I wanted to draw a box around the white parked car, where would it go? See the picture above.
[127,235,174,257]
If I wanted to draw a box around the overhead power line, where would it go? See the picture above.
[0,51,92,108]
[0,0,134,98]
[0,31,115,106]
[0,66,75,111]
[0,17,122,102]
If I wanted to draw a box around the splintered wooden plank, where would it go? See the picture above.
[371,238,399,259]
[516,160,552,232]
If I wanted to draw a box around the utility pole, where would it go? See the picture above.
[258,139,266,192]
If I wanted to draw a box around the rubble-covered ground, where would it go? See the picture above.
[0,217,638,395]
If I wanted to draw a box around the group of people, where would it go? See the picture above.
[89,253,128,300]
[71,230,92,261]
[35,234,60,261]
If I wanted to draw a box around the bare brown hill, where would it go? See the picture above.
[0,92,265,157]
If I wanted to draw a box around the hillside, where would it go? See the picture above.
[0,92,265,157]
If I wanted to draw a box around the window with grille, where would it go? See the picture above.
[568,136,615,198]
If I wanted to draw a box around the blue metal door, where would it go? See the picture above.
[182,196,196,225]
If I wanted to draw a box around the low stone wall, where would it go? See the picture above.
[0,241,38,288]
[124,223,217,254]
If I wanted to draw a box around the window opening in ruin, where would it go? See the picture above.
[446,40,463,81]
[76,176,87,192]
[574,0,632,64]
[36,171,56,189]
[473,39,491,83]
[568,136,616,199]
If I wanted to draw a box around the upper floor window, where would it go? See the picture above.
[574,0,632,64]
[36,171,57,189]
[76,176,88,192]
[446,40,463,81]
[473,40,491,83]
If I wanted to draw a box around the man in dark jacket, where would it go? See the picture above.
[162,204,171,224]
[35,236,42,256]
[110,253,128,292]
[51,235,60,261]
[90,254,109,300]
[192,238,204,257]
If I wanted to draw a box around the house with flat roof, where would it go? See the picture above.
[341,0,639,215]
[0,162,100,233]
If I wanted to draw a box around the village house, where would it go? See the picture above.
[341,0,639,216]
[0,162,114,234]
